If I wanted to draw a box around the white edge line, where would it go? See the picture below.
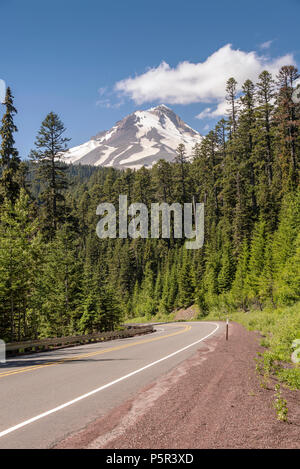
[0,322,220,439]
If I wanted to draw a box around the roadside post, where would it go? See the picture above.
[226,318,229,341]
[0,339,6,364]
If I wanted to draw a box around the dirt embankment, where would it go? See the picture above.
[173,305,198,321]
[55,322,300,449]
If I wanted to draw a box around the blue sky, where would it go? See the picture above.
[1,0,299,158]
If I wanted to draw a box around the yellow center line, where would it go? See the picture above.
[0,324,191,379]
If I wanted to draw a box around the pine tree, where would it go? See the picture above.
[174,143,189,203]
[275,65,300,191]
[132,166,152,205]
[178,249,195,307]
[131,281,140,317]
[0,190,40,341]
[30,112,70,238]
[137,262,156,317]
[154,270,163,307]
[0,87,21,204]
[255,70,275,187]
[159,261,172,314]
[272,190,300,274]
[246,219,267,308]
[100,286,123,331]
[152,159,173,203]
[36,226,80,337]
[218,240,234,293]
[226,77,238,137]
[202,242,220,310]
[258,234,275,307]
[230,238,249,310]
[238,79,257,214]
[78,257,101,333]
[275,231,300,305]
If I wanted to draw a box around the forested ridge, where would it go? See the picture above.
[0,66,299,343]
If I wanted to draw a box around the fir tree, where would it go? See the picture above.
[0,87,21,204]
[226,77,238,137]
[218,240,234,293]
[174,143,189,203]
[246,219,267,308]
[275,65,300,191]
[30,112,70,238]
[230,238,249,311]
[178,249,195,307]
[0,190,40,341]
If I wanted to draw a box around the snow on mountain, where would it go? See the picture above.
[63,104,202,169]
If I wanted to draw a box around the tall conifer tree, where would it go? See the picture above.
[0,87,21,204]
[30,112,70,238]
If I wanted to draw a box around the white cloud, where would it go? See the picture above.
[114,44,295,119]
[196,107,212,119]
[196,101,228,120]
[260,40,273,50]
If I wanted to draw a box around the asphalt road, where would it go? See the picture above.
[0,321,222,449]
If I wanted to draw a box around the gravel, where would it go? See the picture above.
[54,322,300,449]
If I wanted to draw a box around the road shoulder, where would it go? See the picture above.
[54,322,300,449]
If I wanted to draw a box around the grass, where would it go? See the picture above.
[125,302,300,389]
[204,302,300,389]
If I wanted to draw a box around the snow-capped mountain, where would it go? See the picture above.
[63,105,202,169]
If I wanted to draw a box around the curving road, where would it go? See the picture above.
[0,322,222,449]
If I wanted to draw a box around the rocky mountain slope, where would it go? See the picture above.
[63,104,202,169]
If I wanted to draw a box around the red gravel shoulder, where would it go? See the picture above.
[55,322,300,449]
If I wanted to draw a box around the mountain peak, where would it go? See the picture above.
[149,104,172,112]
[64,106,202,169]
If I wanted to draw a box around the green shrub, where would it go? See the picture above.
[204,302,300,389]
